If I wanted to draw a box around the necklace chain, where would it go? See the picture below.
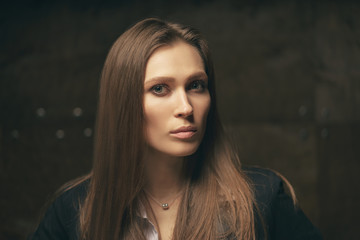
[144,190,183,210]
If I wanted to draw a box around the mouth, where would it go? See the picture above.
[170,126,197,139]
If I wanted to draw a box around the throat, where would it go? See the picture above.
[144,151,186,200]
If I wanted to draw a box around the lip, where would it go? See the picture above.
[170,126,197,139]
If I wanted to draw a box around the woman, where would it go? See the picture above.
[30,18,322,240]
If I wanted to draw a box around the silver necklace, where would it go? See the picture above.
[144,190,183,210]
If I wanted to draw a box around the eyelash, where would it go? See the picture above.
[150,84,169,96]
[150,80,207,96]
[187,80,207,91]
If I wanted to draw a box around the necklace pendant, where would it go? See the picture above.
[161,203,169,210]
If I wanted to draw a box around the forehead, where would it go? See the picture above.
[144,41,205,83]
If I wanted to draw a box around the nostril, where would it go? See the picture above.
[176,107,193,118]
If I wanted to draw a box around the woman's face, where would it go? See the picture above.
[143,41,211,157]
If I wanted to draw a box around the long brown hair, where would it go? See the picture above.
[79,18,260,240]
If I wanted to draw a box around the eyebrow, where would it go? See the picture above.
[144,77,175,86]
[144,72,208,86]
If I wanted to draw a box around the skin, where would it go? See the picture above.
[143,40,211,239]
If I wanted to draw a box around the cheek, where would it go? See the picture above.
[143,98,169,137]
[194,95,211,122]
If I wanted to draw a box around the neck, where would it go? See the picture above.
[144,148,186,200]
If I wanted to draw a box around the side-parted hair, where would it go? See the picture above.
[78,18,261,240]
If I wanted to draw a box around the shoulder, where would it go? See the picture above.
[51,178,89,222]
[242,166,323,240]
[242,166,282,206]
[57,179,89,207]
[29,179,89,240]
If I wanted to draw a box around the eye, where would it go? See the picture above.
[188,80,207,92]
[150,84,169,96]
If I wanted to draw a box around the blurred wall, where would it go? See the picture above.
[1,0,359,239]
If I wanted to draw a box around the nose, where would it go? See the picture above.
[174,90,193,118]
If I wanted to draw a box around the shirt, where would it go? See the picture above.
[139,204,159,239]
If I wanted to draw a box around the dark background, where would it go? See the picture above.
[1,0,359,239]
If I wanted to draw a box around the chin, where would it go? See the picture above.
[171,149,197,157]
[160,142,200,157]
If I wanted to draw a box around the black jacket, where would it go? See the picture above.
[29,167,322,239]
